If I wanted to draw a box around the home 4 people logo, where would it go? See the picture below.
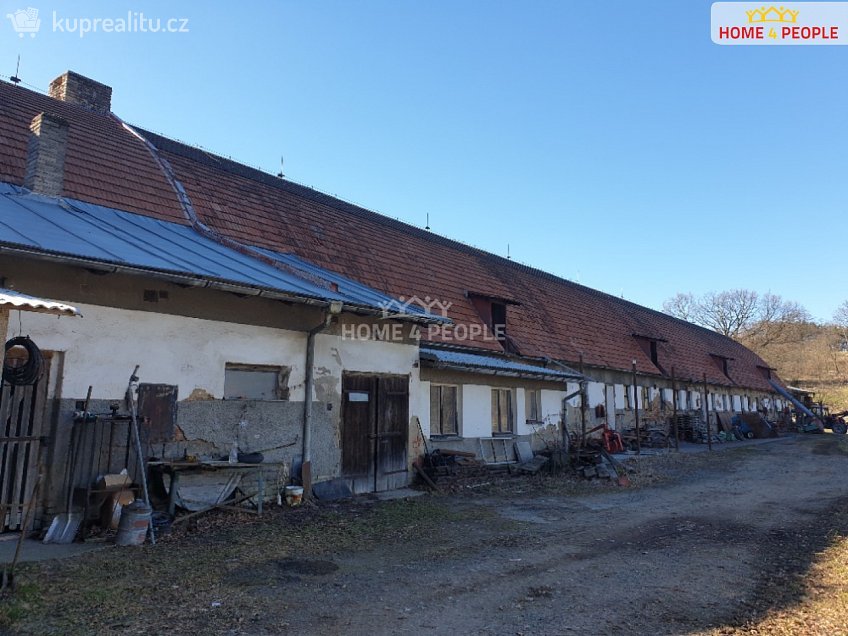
[712,2,848,45]
[378,295,453,320]
[6,7,41,38]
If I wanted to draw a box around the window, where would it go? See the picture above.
[624,385,632,410]
[491,388,514,435]
[641,386,650,410]
[491,302,507,339]
[649,341,659,367]
[224,364,288,400]
[687,390,696,410]
[430,385,459,436]
[525,389,542,423]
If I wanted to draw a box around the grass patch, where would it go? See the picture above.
[0,497,495,635]
[0,583,42,630]
[702,534,848,635]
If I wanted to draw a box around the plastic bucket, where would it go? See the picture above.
[116,501,151,546]
[284,485,304,507]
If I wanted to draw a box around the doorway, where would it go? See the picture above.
[341,374,409,493]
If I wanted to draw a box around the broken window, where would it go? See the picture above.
[491,302,507,339]
[525,389,542,423]
[491,388,514,435]
[430,385,459,436]
[224,364,289,400]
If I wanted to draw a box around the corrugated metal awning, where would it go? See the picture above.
[0,183,439,322]
[0,288,81,317]
[420,346,582,381]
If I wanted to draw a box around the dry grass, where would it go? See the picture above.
[700,534,848,636]
[0,497,485,635]
[818,383,848,413]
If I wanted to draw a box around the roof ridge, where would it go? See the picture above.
[132,124,767,359]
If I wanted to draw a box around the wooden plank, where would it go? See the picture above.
[137,383,178,444]
[376,375,409,491]
[341,374,375,478]
[8,386,34,529]
[441,386,457,436]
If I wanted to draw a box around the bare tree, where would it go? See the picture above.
[662,293,697,323]
[699,289,760,338]
[835,301,848,330]
[662,289,810,344]
[744,295,812,349]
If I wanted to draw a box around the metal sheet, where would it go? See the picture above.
[0,288,80,316]
[420,346,582,380]
[0,183,433,317]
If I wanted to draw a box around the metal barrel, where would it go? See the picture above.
[115,500,151,546]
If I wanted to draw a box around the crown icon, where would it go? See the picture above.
[746,5,800,23]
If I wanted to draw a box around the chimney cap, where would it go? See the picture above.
[48,71,112,114]
[31,111,70,129]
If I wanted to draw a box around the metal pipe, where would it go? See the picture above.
[578,355,586,450]
[671,366,679,450]
[301,310,336,497]
[703,373,712,452]
[632,361,641,455]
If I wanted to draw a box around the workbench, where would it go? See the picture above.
[148,460,279,518]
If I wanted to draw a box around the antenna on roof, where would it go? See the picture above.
[425,213,430,231]
[276,156,284,178]
[10,55,21,85]
[507,244,511,260]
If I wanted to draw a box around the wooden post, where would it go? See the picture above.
[579,355,586,450]
[632,361,640,455]
[703,373,712,452]
[671,366,679,450]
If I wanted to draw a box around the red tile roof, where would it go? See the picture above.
[0,78,778,392]
[0,81,184,221]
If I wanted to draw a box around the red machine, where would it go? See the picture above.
[602,425,625,454]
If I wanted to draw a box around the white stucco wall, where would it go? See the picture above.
[515,388,528,435]
[461,384,492,438]
[540,389,564,426]
[11,302,420,406]
[614,384,625,410]
[586,382,605,408]
[418,380,432,435]
[10,303,308,399]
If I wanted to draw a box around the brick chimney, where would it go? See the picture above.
[48,71,112,114]
[24,113,69,197]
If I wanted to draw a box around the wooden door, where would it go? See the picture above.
[375,376,409,491]
[0,353,50,533]
[341,375,376,494]
[341,374,409,493]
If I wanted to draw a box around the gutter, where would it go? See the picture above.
[0,244,445,323]
[301,305,341,497]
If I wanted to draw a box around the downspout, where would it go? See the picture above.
[302,302,342,496]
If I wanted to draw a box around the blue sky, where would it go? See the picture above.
[2,0,845,321]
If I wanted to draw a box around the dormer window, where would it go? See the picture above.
[632,334,665,374]
[711,354,733,380]
[466,292,520,354]
[491,302,507,340]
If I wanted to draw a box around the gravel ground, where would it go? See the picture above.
[2,434,847,635]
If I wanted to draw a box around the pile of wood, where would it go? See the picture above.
[415,449,489,492]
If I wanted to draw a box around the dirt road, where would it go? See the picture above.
[6,434,848,635]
